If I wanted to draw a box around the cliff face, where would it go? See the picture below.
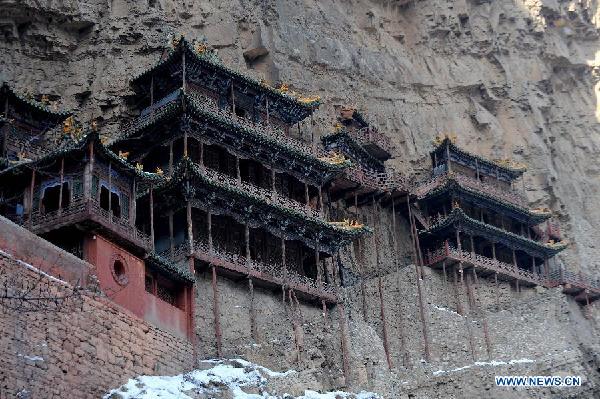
[2,0,600,397]
[2,0,598,273]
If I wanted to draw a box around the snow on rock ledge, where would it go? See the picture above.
[104,359,381,399]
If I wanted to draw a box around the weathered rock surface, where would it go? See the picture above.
[2,0,600,398]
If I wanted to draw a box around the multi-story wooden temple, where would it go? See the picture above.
[0,36,596,361]
[0,37,372,343]
[413,136,569,293]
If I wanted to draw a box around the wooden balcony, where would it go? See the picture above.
[416,172,528,208]
[425,242,546,287]
[22,196,152,252]
[548,270,600,304]
[348,127,393,161]
[168,241,337,304]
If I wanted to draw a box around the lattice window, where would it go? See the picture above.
[91,175,99,199]
[72,177,83,199]
[121,193,130,220]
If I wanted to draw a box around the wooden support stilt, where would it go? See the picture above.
[149,185,155,251]
[442,260,447,285]
[304,182,310,209]
[248,278,258,342]
[494,272,500,310]
[337,303,351,384]
[169,141,174,176]
[236,156,241,183]
[27,168,36,224]
[168,211,174,258]
[281,237,287,283]
[460,263,476,361]
[378,276,393,370]
[321,300,328,330]
[473,268,492,359]
[207,211,213,253]
[107,162,112,221]
[453,266,464,315]
[199,142,204,168]
[57,157,65,216]
[186,200,194,252]
[131,177,137,227]
[211,265,222,357]
[271,168,276,192]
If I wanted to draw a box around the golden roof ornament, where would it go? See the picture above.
[333,122,343,132]
[100,136,110,145]
[91,120,98,132]
[433,133,457,146]
[62,116,74,134]
[155,167,164,176]
[135,163,144,173]
[530,207,551,215]
[40,94,50,104]
[493,158,527,171]
[329,219,364,230]
[319,151,347,165]
[278,83,289,94]
[118,151,129,160]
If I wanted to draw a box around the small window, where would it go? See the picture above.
[100,185,121,218]
[145,274,154,293]
[234,107,246,119]
[157,282,176,306]
[111,258,128,286]
[41,182,70,213]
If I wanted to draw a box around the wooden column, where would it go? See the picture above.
[169,141,174,176]
[281,237,287,282]
[271,168,276,192]
[456,229,461,251]
[265,97,269,126]
[460,262,476,361]
[304,182,310,209]
[168,211,174,258]
[378,276,393,370]
[27,169,36,224]
[207,211,213,252]
[494,272,500,310]
[245,224,251,268]
[149,185,155,251]
[107,162,112,221]
[512,249,517,268]
[315,244,322,286]
[470,234,475,254]
[150,75,154,106]
[199,142,204,168]
[57,157,65,215]
[183,130,188,157]
[446,142,451,172]
[318,185,323,216]
[236,156,241,183]
[186,201,194,254]
[453,266,464,315]
[211,265,222,357]
[131,177,137,227]
[182,48,186,91]
[492,242,496,260]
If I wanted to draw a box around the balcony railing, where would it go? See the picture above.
[349,126,393,157]
[425,242,545,286]
[168,240,336,299]
[200,166,322,219]
[416,172,528,208]
[344,164,408,193]
[23,196,152,250]
[121,88,328,160]
[548,269,600,292]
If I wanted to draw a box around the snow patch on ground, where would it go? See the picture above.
[0,249,68,286]
[432,358,535,376]
[104,359,380,399]
[431,304,463,317]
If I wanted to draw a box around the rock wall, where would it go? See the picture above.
[2,0,600,397]
[0,220,194,399]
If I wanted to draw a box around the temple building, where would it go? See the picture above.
[0,37,371,346]
[0,82,72,168]
[413,135,568,292]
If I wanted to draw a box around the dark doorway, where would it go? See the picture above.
[42,183,70,213]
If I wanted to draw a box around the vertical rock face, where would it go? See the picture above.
[2,0,600,397]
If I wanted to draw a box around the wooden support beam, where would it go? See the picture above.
[168,211,174,258]
[337,303,351,383]
[199,142,204,168]
[149,185,155,251]
[453,266,464,315]
[108,162,112,221]
[248,278,258,342]
[378,276,393,370]
[207,211,213,253]
[472,268,492,359]
[27,168,36,224]
[186,201,193,254]
[150,75,154,106]
[184,130,188,157]
[304,182,310,209]
[442,260,447,285]
[281,237,287,283]
[460,263,476,362]
[495,272,500,310]
[131,177,137,227]
[211,265,222,357]
[169,141,174,176]
[57,157,65,215]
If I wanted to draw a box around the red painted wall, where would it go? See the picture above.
[83,234,189,339]
[84,235,146,317]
